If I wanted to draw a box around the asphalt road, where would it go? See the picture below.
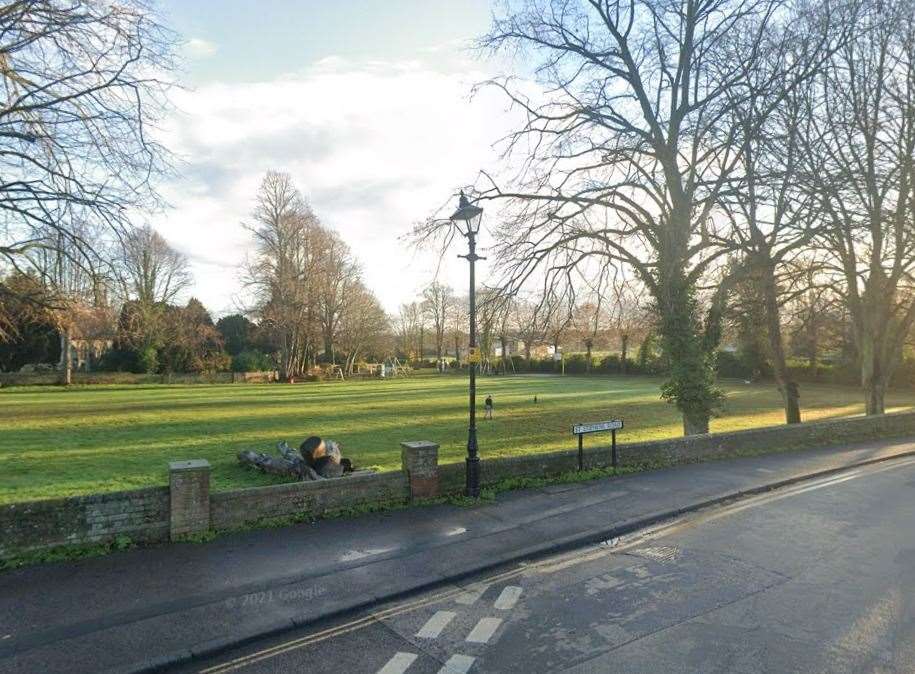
[176,454,915,674]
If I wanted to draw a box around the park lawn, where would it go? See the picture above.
[1,373,914,504]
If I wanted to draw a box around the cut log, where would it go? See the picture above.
[237,449,302,478]
[238,439,360,481]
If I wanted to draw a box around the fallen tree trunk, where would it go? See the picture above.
[238,439,357,480]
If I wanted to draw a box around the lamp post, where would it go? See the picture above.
[450,191,484,498]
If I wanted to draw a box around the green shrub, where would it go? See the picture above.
[231,349,274,373]
[715,350,754,380]
[564,353,592,373]
[599,354,621,373]
[136,346,158,374]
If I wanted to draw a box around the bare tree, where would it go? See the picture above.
[0,1,176,328]
[423,281,454,360]
[317,230,359,363]
[785,263,842,370]
[512,296,548,363]
[470,0,806,433]
[572,296,608,372]
[336,282,388,374]
[491,292,515,372]
[608,274,651,374]
[542,285,574,363]
[118,225,191,305]
[802,0,915,414]
[448,293,468,363]
[31,220,110,383]
[396,301,422,360]
[570,265,614,372]
[245,172,322,379]
[713,9,840,422]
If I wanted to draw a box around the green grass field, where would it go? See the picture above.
[2,373,913,504]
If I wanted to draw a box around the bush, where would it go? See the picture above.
[786,358,857,386]
[563,353,592,374]
[136,346,158,374]
[714,350,754,380]
[599,354,621,373]
[195,351,232,374]
[597,353,663,375]
[19,362,57,373]
[231,349,274,373]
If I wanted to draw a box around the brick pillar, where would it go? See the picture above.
[169,459,211,540]
[400,441,440,500]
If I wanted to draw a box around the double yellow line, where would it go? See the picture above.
[199,565,528,673]
[200,515,698,673]
[201,458,909,673]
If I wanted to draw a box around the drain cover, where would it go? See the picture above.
[633,545,681,563]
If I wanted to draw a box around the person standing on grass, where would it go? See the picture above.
[484,395,493,420]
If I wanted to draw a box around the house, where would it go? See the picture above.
[62,306,117,372]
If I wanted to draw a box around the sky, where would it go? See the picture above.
[151,0,519,316]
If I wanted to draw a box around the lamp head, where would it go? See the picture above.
[449,190,483,236]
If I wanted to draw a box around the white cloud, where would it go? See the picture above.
[153,55,524,317]
[183,38,218,59]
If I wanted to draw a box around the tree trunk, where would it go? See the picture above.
[500,335,508,373]
[585,340,592,373]
[59,328,72,386]
[865,380,886,416]
[861,346,887,415]
[856,281,892,417]
[683,413,709,435]
[759,260,801,424]
[655,265,718,436]
[621,335,629,374]
[454,335,460,364]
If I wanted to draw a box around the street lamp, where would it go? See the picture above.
[450,191,484,498]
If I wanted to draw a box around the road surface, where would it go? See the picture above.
[178,454,915,674]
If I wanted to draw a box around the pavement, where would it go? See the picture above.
[2,435,915,674]
[178,451,915,673]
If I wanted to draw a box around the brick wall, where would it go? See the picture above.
[0,487,169,560]
[210,471,409,530]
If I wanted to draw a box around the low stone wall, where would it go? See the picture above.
[0,487,169,560]
[0,371,277,387]
[210,472,408,530]
[2,410,914,563]
[439,410,915,492]
[0,472,408,562]
[615,410,915,466]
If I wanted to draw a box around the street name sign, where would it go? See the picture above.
[572,419,623,435]
[572,419,624,471]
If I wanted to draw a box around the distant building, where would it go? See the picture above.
[61,306,117,372]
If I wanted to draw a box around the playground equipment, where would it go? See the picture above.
[498,354,516,375]
[375,357,412,378]
[326,364,345,381]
